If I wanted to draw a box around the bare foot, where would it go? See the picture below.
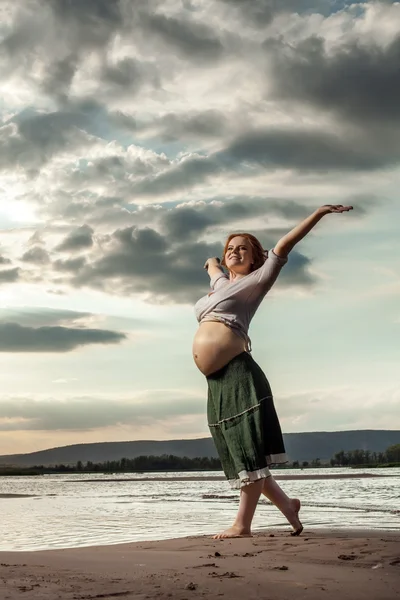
[213,525,252,540]
[285,498,303,536]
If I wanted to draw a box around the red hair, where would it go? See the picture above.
[221,233,266,272]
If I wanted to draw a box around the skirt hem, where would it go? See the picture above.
[227,453,289,489]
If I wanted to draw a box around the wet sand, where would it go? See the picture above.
[1,529,399,600]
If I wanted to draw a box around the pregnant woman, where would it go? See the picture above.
[193,204,353,539]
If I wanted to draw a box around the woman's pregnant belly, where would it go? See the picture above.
[193,321,246,376]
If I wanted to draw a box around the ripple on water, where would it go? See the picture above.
[0,468,399,551]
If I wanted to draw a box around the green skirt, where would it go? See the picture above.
[207,352,287,489]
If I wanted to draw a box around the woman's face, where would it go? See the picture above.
[224,236,254,274]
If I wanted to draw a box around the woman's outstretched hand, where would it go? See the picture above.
[204,257,221,270]
[318,204,353,215]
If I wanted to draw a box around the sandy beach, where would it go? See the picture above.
[1,529,399,600]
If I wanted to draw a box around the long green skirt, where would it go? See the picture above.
[207,352,288,489]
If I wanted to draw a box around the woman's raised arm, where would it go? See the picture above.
[274,204,353,258]
[204,257,224,280]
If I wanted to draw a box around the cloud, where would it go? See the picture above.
[0,108,99,173]
[0,0,393,309]
[163,207,214,240]
[0,322,126,353]
[162,198,311,240]
[68,226,222,302]
[21,246,50,264]
[218,0,340,26]
[55,224,94,252]
[0,267,20,283]
[100,57,160,95]
[0,306,92,328]
[222,127,397,172]
[49,0,123,42]
[1,0,124,91]
[0,390,204,431]
[0,306,127,352]
[140,12,225,62]
[278,385,400,432]
[48,197,318,302]
[269,33,400,127]
[1,383,399,434]
[133,155,222,198]
[53,256,87,273]
[140,110,230,143]
[130,122,399,200]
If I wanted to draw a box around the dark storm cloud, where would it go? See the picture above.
[0,322,126,353]
[41,55,79,103]
[101,57,160,94]
[21,246,50,265]
[163,208,213,240]
[2,0,123,58]
[0,99,133,174]
[269,34,400,125]
[131,124,396,200]
[53,257,87,273]
[140,12,224,61]
[134,156,222,196]
[222,128,396,171]
[219,0,351,25]
[150,110,229,142]
[0,108,95,172]
[0,267,20,283]
[272,246,315,287]
[1,0,124,102]
[111,108,229,141]
[162,198,310,240]
[70,231,223,303]
[56,225,94,252]
[49,0,123,36]
[3,0,397,190]
[0,255,11,265]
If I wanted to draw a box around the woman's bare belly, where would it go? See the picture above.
[193,321,247,376]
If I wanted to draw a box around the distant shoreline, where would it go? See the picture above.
[61,472,387,483]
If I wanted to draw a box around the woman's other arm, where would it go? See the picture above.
[204,257,229,289]
[274,204,353,258]
[204,257,223,278]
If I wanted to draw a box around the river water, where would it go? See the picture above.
[1,468,399,551]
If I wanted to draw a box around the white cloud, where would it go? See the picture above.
[279,385,400,432]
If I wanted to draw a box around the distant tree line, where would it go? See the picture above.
[329,444,400,467]
[74,454,222,472]
[1,445,399,476]
[0,454,222,475]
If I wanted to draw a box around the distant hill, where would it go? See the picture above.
[1,430,399,467]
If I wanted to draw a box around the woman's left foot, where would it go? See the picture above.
[286,498,303,536]
[213,525,252,539]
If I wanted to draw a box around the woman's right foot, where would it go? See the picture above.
[285,498,303,536]
[213,524,252,539]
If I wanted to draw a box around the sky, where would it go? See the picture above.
[0,0,399,455]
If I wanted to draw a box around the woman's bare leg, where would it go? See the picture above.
[262,475,303,535]
[213,478,264,539]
